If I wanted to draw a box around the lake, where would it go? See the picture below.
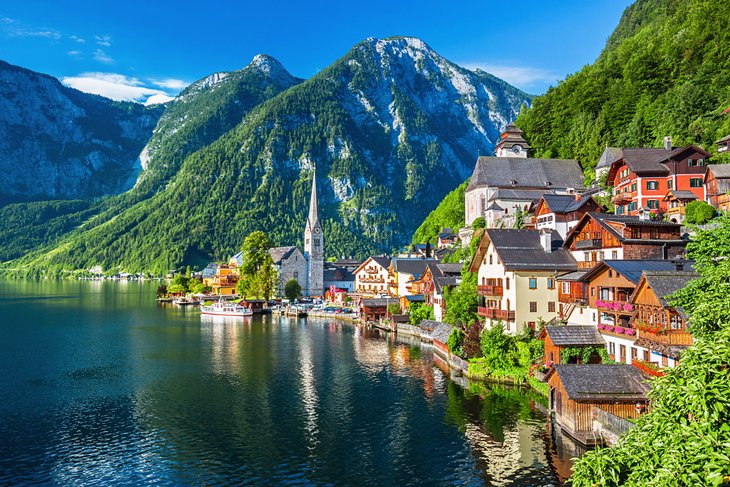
[0,279,584,486]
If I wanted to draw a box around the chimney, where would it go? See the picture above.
[664,136,672,151]
[540,229,553,253]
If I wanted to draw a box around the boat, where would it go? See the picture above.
[173,297,200,306]
[200,301,253,317]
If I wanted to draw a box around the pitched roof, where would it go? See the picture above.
[307,170,320,230]
[361,298,389,308]
[641,270,699,306]
[556,270,588,282]
[419,320,454,344]
[393,258,434,277]
[268,246,299,264]
[550,364,650,402]
[580,260,695,285]
[489,188,554,202]
[540,194,598,213]
[434,276,460,294]
[564,213,685,247]
[436,263,463,276]
[323,266,355,282]
[665,190,698,201]
[354,255,391,275]
[620,148,673,175]
[543,326,605,346]
[596,147,624,170]
[707,164,730,179]
[466,156,585,192]
[474,229,577,272]
[715,134,730,144]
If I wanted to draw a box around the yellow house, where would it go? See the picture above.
[469,229,577,335]
[203,264,240,296]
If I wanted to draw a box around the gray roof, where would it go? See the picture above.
[466,156,585,192]
[618,148,672,175]
[552,364,650,402]
[404,294,426,302]
[667,190,698,201]
[486,229,577,271]
[486,201,503,211]
[541,194,597,213]
[707,164,730,179]
[269,246,299,264]
[434,276,460,294]
[371,256,392,269]
[489,188,554,202]
[436,263,463,276]
[581,260,695,285]
[544,326,605,346]
[393,258,434,277]
[557,270,588,282]
[596,147,624,170]
[201,264,218,278]
[361,298,389,307]
[641,270,699,306]
[419,320,454,344]
[323,266,355,283]
[567,213,685,246]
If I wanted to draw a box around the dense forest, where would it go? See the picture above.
[516,0,730,182]
[411,180,467,245]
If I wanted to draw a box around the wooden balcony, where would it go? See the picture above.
[575,238,603,250]
[638,329,693,346]
[577,261,598,269]
[598,324,637,341]
[596,300,635,315]
[632,359,666,377]
[477,306,515,321]
[478,284,503,296]
[612,192,633,204]
[359,276,385,284]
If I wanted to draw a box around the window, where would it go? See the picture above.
[631,182,637,192]
[620,344,626,363]
[697,158,704,166]
[687,159,694,167]
[548,301,555,313]
[293,272,298,279]
[489,254,493,265]
[608,269,613,278]
[314,238,320,246]
[584,252,590,261]
[690,178,703,187]
[506,278,510,290]
[647,199,660,209]
[612,250,618,259]
[628,202,637,212]
[547,277,554,289]
[530,302,537,313]
[529,278,537,289]
[561,282,570,294]
[608,342,615,355]
[591,287,595,297]
[616,205,624,215]
[631,347,638,359]
[646,181,658,190]
[662,355,669,367]
[667,179,673,189]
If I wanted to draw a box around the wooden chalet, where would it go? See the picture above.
[534,194,604,239]
[400,294,425,311]
[547,364,649,445]
[662,190,698,224]
[563,213,687,269]
[629,269,698,369]
[419,262,461,321]
[538,326,605,365]
[705,164,730,213]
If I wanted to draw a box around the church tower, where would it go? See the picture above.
[304,170,324,296]
[495,122,530,158]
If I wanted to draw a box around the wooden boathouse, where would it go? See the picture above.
[547,364,649,444]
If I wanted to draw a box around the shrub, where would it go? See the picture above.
[684,200,716,225]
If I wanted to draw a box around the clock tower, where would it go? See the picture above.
[304,169,324,296]
[495,122,530,158]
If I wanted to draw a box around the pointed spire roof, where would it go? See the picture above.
[308,169,320,229]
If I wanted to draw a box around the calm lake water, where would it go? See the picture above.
[0,279,584,486]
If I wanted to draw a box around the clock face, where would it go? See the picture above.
[512,145,522,154]
[314,227,320,234]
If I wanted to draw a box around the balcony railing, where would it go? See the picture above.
[596,300,634,314]
[359,276,385,284]
[638,328,693,346]
[612,192,633,204]
[477,306,515,321]
[632,359,666,377]
[597,323,637,340]
[575,238,603,250]
[477,285,503,296]
[577,261,598,269]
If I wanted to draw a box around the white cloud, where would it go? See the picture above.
[93,49,113,63]
[150,78,188,90]
[69,35,85,43]
[67,50,82,57]
[95,34,111,46]
[144,93,175,105]
[463,63,558,91]
[62,72,170,104]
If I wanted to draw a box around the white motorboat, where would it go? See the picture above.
[200,301,253,317]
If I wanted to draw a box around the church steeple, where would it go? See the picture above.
[304,168,323,296]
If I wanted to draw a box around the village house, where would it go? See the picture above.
[436,228,459,248]
[562,213,687,270]
[716,134,730,154]
[459,122,585,244]
[538,325,605,365]
[547,364,650,445]
[534,194,604,239]
[204,263,239,295]
[323,260,358,293]
[705,164,730,213]
[389,258,434,297]
[359,298,390,322]
[629,268,698,369]
[353,256,391,296]
[602,139,710,217]
[418,262,462,321]
[662,190,698,224]
[469,229,577,334]
[268,247,309,297]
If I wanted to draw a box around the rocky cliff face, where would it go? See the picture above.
[0,61,162,204]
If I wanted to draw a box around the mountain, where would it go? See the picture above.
[134,54,303,195]
[411,180,467,245]
[516,0,730,181]
[0,61,162,205]
[9,37,531,274]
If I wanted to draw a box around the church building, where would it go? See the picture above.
[304,170,324,296]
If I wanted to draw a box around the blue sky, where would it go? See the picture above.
[0,0,633,104]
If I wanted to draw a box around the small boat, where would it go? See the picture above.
[173,297,200,306]
[200,301,253,317]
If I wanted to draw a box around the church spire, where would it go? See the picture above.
[307,169,319,230]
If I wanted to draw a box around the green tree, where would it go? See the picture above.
[284,278,302,301]
[240,231,273,276]
[387,302,402,316]
[238,252,278,300]
[684,200,716,225]
[471,216,486,230]
[447,328,465,356]
[409,303,434,326]
[513,207,524,229]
